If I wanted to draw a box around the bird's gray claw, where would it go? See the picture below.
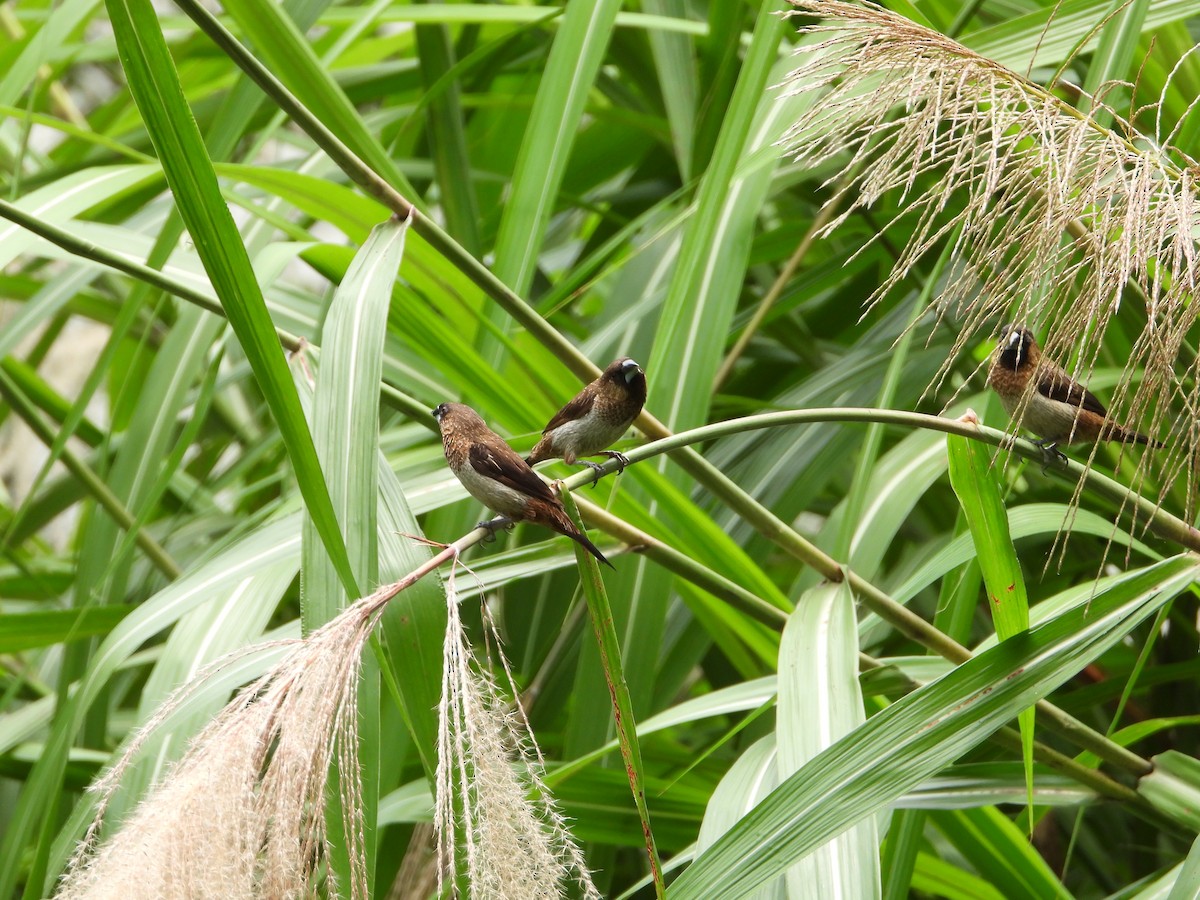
[601,450,630,474]
[1031,439,1066,472]
[476,516,513,542]
[581,460,605,488]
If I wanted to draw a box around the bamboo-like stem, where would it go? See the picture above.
[0,198,435,426]
[713,195,840,390]
[557,410,1178,776]
[856,653,1140,803]
[566,408,1200,554]
[0,367,180,579]
[560,492,664,900]
[575,498,789,628]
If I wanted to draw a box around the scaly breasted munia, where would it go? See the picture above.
[526,358,647,483]
[987,323,1162,456]
[432,402,613,567]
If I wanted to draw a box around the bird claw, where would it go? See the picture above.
[599,450,630,474]
[580,461,605,488]
[476,517,513,543]
[1031,439,1067,473]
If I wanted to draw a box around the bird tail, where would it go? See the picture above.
[568,529,615,569]
[530,501,615,569]
[1103,423,1164,448]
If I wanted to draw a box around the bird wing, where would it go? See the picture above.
[542,390,596,434]
[1036,368,1108,416]
[468,442,557,503]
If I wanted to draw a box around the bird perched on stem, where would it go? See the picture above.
[526,358,647,485]
[432,402,613,568]
[987,323,1163,461]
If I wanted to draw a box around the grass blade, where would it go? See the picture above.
[104,0,359,597]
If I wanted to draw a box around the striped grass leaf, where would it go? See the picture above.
[1166,829,1200,900]
[0,166,160,271]
[0,608,129,652]
[299,216,411,892]
[643,0,698,181]
[881,807,923,900]
[778,581,879,899]
[964,0,1200,69]
[302,217,409,625]
[668,555,1199,899]
[947,433,1034,810]
[219,0,419,203]
[480,0,621,365]
[930,807,1072,900]
[104,0,358,599]
[1077,0,1150,127]
[647,2,790,433]
[0,515,302,898]
[910,852,1008,900]
[891,503,1157,608]
[696,736,785,900]
[1140,751,1200,830]
[413,14,481,255]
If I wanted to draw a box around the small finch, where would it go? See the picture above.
[432,402,613,568]
[526,358,647,485]
[987,323,1163,459]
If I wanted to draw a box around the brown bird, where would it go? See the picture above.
[432,402,613,568]
[987,323,1162,459]
[526,357,647,485]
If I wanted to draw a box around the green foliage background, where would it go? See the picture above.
[3,0,1200,896]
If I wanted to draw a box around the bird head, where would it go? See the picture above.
[602,358,647,405]
[431,402,486,435]
[996,323,1038,370]
[617,357,643,384]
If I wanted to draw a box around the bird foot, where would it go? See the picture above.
[578,460,605,488]
[1031,439,1067,472]
[598,450,630,474]
[476,516,514,543]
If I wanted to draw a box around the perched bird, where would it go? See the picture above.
[432,402,614,568]
[526,357,647,485]
[987,323,1162,458]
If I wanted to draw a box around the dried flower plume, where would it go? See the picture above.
[780,0,1200,507]
[53,583,394,900]
[54,542,597,900]
[436,566,598,899]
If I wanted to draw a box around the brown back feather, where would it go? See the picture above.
[1036,368,1108,416]
[468,442,557,503]
[541,390,596,435]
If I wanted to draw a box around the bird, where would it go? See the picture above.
[432,402,614,568]
[526,357,647,485]
[987,323,1162,460]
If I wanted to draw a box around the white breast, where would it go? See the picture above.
[455,460,529,516]
[552,407,625,454]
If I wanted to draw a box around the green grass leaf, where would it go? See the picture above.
[104,0,359,599]
[668,556,1198,898]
